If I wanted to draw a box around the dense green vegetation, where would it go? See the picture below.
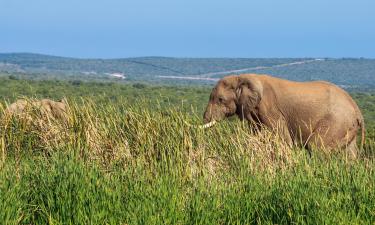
[0,77,211,113]
[0,77,374,224]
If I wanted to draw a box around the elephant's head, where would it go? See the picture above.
[203,75,263,127]
[38,98,68,120]
[50,98,68,119]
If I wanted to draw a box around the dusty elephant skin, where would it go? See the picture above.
[203,74,365,157]
[6,98,68,120]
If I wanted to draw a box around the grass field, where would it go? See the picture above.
[0,78,375,224]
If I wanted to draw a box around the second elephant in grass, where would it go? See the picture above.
[6,98,68,121]
[203,74,365,158]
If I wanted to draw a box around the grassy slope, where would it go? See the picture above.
[0,78,374,224]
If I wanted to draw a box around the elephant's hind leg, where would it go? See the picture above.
[306,120,358,159]
[345,137,358,159]
[305,118,338,151]
[305,123,329,150]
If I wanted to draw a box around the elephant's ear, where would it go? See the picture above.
[237,76,263,110]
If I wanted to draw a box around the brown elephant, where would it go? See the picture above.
[6,98,68,120]
[203,74,365,157]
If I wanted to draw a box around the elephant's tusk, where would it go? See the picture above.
[199,120,217,129]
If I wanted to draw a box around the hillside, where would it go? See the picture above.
[0,53,374,88]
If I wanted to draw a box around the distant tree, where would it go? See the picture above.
[8,75,18,80]
[132,83,147,89]
[71,80,82,86]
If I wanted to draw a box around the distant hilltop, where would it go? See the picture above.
[0,53,374,88]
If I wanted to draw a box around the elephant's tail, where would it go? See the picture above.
[360,116,365,150]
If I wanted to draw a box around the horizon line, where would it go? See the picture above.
[0,52,374,60]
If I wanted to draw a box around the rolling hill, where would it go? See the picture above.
[0,53,374,88]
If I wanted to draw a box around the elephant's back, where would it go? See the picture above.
[307,81,359,115]
[312,81,361,114]
[259,74,361,119]
[277,78,359,125]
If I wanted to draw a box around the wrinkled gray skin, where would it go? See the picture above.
[203,74,365,157]
[6,98,68,120]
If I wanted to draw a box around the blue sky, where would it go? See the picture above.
[0,0,374,58]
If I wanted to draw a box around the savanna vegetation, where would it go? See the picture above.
[0,77,374,224]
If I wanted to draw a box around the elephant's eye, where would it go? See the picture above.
[218,97,225,103]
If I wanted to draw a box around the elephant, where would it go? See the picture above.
[6,98,68,120]
[203,74,365,157]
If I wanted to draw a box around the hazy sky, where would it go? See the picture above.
[0,0,374,58]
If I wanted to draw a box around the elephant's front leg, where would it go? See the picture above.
[277,120,293,147]
[266,117,294,147]
[246,120,262,134]
[244,112,263,134]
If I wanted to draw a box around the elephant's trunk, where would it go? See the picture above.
[199,120,217,129]
[203,108,212,124]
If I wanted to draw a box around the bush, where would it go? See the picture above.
[132,83,147,89]
[71,80,82,86]
[8,75,18,80]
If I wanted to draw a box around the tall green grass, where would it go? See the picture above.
[0,98,374,224]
